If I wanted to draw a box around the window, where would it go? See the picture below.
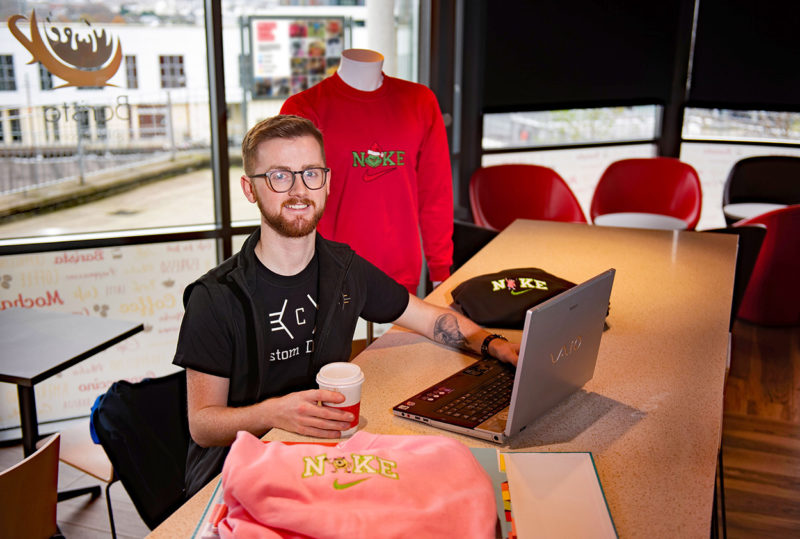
[483,106,659,150]
[683,108,800,144]
[480,106,660,227]
[0,240,217,429]
[138,105,167,137]
[74,107,91,140]
[1,18,215,237]
[481,143,655,219]
[39,63,53,91]
[679,108,800,230]
[8,109,21,143]
[43,106,60,142]
[94,107,108,140]
[0,55,16,91]
[159,55,186,88]
[125,55,138,89]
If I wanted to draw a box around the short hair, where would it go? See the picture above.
[241,115,325,175]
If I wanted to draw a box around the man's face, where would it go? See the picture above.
[241,135,329,238]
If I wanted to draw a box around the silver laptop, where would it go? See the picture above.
[393,269,615,443]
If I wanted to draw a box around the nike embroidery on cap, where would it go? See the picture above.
[451,268,576,328]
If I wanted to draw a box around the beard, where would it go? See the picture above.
[255,194,325,238]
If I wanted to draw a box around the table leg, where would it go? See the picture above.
[17,385,38,458]
[17,384,104,503]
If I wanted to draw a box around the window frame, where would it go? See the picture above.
[0,3,241,260]
[125,55,139,90]
[38,62,53,91]
[0,55,17,91]
[159,54,187,89]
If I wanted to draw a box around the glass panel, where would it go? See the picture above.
[228,1,418,224]
[0,239,216,431]
[483,106,660,150]
[0,3,214,240]
[683,108,800,144]
[680,142,800,230]
[481,144,657,219]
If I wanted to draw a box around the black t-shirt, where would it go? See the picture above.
[175,249,409,401]
[251,251,319,396]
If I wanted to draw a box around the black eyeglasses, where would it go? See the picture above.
[249,167,330,193]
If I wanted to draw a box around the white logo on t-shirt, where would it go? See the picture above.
[269,294,318,339]
[269,299,294,339]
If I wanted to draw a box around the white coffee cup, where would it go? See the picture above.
[316,362,364,437]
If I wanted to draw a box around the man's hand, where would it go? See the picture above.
[265,389,354,438]
[490,338,520,367]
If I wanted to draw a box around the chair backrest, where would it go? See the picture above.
[91,370,189,530]
[0,433,60,539]
[452,219,499,273]
[590,157,703,230]
[469,164,587,231]
[703,226,767,330]
[723,155,800,206]
[733,204,800,325]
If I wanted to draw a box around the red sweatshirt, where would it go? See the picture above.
[281,73,453,292]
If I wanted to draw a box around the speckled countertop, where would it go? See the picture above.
[150,219,738,538]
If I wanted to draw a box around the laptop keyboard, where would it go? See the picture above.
[434,367,514,423]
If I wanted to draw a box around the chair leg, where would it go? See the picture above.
[57,484,101,502]
[105,481,117,539]
[55,482,116,537]
[718,447,727,539]
[711,480,719,539]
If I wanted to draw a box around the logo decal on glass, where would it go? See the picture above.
[8,10,123,88]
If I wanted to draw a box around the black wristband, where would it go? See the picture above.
[481,333,508,356]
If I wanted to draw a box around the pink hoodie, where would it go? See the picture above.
[219,431,497,538]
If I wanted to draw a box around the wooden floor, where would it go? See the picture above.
[0,326,797,538]
[721,320,800,538]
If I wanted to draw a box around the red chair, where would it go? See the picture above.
[733,204,800,326]
[469,164,587,231]
[590,157,703,230]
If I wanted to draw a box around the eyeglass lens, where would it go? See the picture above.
[266,168,327,192]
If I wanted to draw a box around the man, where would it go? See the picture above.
[173,115,518,497]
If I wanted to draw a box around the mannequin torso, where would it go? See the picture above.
[337,48,384,91]
[281,48,455,291]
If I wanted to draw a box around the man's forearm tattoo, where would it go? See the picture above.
[433,313,469,350]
